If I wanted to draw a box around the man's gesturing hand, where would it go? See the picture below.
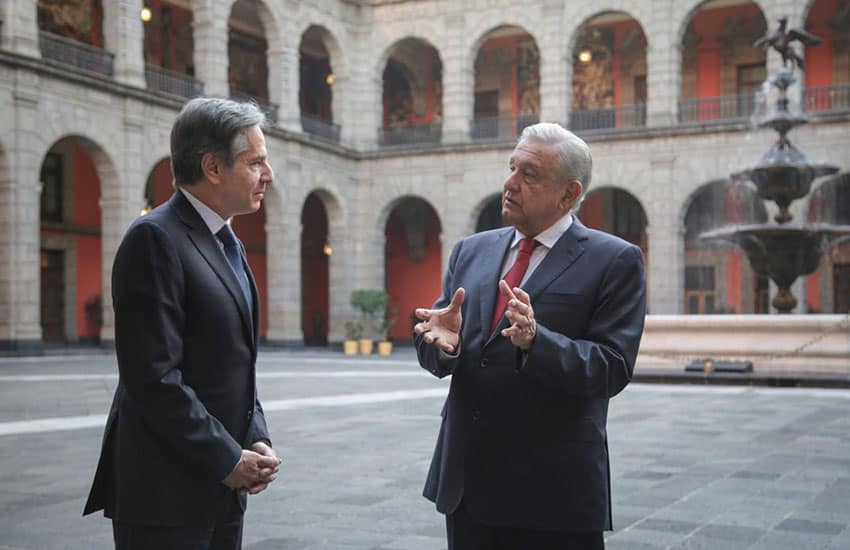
[499,281,536,350]
[414,288,465,354]
[222,447,282,495]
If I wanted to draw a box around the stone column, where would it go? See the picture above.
[193,2,229,98]
[98,110,148,343]
[440,18,470,144]
[326,186,350,343]
[269,43,300,131]
[646,153,682,314]
[346,29,380,149]
[102,0,145,88]
[538,3,567,125]
[0,78,43,348]
[646,4,680,128]
[3,0,40,57]
[265,159,302,345]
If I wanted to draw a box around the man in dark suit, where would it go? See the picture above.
[84,98,282,550]
[414,123,646,549]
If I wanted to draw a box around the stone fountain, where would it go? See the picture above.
[700,20,850,313]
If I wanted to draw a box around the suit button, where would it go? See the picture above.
[472,409,481,421]
[246,409,253,419]
[480,358,489,368]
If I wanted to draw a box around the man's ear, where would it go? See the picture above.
[564,180,583,208]
[200,152,223,185]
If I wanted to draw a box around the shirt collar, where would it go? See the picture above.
[511,211,573,250]
[180,187,231,235]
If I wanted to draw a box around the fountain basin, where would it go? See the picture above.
[700,223,850,312]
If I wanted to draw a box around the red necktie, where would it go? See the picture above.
[490,238,540,332]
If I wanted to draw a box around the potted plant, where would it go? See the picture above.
[350,289,389,355]
[377,305,398,356]
[343,320,362,355]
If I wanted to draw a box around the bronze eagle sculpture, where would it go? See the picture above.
[753,16,822,71]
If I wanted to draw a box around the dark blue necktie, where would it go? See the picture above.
[216,224,252,313]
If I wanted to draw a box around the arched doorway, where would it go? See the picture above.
[228,0,273,117]
[299,25,340,142]
[385,197,442,339]
[682,180,768,313]
[475,193,507,232]
[39,137,104,343]
[380,38,443,146]
[143,157,174,212]
[471,26,540,140]
[300,192,330,345]
[679,1,767,122]
[578,188,649,254]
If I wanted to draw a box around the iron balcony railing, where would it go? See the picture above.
[568,104,647,133]
[678,94,757,124]
[145,64,204,99]
[231,92,279,124]
[378,122,442,147]
[803,84,850,114]
[301,113,341,144]
[470,114,539,141]
[38,30,114,76]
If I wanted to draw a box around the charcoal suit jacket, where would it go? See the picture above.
[84,191,270,526]
[415,218,646,532]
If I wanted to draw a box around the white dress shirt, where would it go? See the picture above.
[499,211,574,285]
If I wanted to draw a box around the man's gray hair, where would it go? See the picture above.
[171,97,267,186]
[518,122,592,211]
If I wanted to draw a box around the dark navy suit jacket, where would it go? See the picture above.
[415,217,646,532]
[84,191,270,526]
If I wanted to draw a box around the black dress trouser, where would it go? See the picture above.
[447,500,604,550]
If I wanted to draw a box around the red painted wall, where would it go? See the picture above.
[577,190,604,229]
[150,159,175,206]
[688,3,764,102]
[72,144,102,339]
[805,0,837,88]
[385,205,442,340]
[300,194,330,342]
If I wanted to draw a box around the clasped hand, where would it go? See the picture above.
[222,441,282,495]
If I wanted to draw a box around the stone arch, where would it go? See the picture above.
[472,192,505,233]
[469,24,542,139]
[579,186,649,253]
[562,4,652,60]
[681,178,770,314]
[673,0,770,49]
[377,37,445,144]
[374,34,445,85]
[226,0,283,108]
[465,16,544,80]
[37,134,118,343]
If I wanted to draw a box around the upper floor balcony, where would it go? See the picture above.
[38,30,113,77]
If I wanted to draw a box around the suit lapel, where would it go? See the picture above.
[478,228,514,345]
[240,242,260,352]
[172,193,255,347]
[521,218,589,301]
[484,219,589,347]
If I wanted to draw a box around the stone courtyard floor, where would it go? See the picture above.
[0,349,848,549]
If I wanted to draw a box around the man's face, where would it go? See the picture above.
[218,125,273,218]
[502,140,578,237]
